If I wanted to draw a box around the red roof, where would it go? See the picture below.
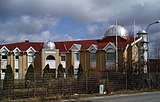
[98,36,132,49]
[0,36,133,52]
[64,39,98,51]
[0,41,44,52]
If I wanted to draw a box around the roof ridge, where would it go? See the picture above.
[1,41,44,46]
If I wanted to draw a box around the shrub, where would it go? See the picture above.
[68,65,74,78]
[58,63,65,78]
[43,64,51,81]
[3,65,14,98]
[25,64,34,87]
[77,64,83,79]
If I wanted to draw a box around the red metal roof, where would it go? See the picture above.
[64,39,98,51]
[0,36,133,52]
[0,41,44,52]
[98,36,132,49]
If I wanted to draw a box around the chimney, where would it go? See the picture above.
[25,40,29,42]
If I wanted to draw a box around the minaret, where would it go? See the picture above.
[137,30,148,73]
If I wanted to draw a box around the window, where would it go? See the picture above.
[15,69,19,73]
[74,52,80,61]
[1,54,8,79]
[91,53,96,61]
[2,69,6,73]
[1,55,7,69]
[46,55,56,69]
[15,56,19,59]
[90,53,96,68]
[141,56,144,59]
[2,55,7,59]
[74,52,80,75]
[106,52,115,61]
[61,56,66,61]
[28,55,34,67]
[46,55,55,60]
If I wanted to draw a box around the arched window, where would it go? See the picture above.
[46,55,55,60]
[46,55,56,69]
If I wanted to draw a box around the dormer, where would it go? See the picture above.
[13,47,21,56]
[87,44,98,53]
[26,46,36,55]
[69,44,81,52]
[0,46,10,55]
[103,42,116,52]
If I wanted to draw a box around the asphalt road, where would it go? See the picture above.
[51,91,160,102]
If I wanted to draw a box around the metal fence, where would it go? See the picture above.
[0,72,160,100]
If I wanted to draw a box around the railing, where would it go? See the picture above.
[0,72,160,100]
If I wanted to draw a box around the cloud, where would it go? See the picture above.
[17,15,58,34]
[0,30,73,44]
[86,24,104,36]
[0,0,160,43]
[0,0,160,24]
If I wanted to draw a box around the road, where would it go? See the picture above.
[51,91,160,102]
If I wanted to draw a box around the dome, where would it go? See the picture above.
[104,25,128,37]
[138,29,147,34]
[43,41,55,50]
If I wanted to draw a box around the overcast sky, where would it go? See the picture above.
[0,0,160,44]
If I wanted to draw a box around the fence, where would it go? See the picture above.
[0,72,160,100]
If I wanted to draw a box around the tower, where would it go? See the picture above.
[137,30,148,73]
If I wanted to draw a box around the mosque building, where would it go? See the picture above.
[0,25,148,79]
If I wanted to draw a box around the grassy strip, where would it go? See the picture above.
[1,88,160,102]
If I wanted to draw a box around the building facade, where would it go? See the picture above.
[0,25,148,79]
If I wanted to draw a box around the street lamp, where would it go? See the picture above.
[146,20,160,88]
[146,20,160,31]
[146,20,160,65]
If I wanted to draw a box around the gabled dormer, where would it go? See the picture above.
[26,46,36,55]
[69,44,81,52]
[0,46,10,55]
[103,42,116,52]
[87,44,98,53]
[13,47,21,56]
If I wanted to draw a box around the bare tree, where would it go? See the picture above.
[150,39,160,59]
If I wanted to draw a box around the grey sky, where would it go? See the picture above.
[0,0,160,43]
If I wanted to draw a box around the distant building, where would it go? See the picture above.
[148,59,160,72]
[0,25,148,79]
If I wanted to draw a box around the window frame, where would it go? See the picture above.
[90,52,96,68]
[106,52,115,62]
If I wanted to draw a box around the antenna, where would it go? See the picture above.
[134,19,135,42]
[116,21,118,71]
[133,19,136,68]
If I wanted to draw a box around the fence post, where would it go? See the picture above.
[86,73,88,94]
[125,73,128,90]
[107,72,109,84]
[0,79,2,100]
[33,74,35,98]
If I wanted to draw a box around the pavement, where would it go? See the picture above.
[50,91,160,102]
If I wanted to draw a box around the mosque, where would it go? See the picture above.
[0,25,148,79]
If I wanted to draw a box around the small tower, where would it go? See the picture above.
[137,30,148,73]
